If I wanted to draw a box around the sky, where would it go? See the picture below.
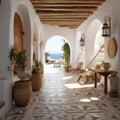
[45,36,65,54]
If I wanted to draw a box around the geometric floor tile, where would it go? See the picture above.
[1,64,120,120]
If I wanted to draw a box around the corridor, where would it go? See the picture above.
[2,64,120,120]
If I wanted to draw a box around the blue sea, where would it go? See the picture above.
[50,53,63,60]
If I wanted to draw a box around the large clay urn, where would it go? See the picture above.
[13,80,32,107]
[31,73,43,91]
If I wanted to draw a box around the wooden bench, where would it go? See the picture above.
[0,101,5,109]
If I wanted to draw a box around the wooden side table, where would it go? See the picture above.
[97,70,111,94]
[88,68,115,94]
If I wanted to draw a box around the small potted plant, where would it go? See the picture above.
[31,59,43,91]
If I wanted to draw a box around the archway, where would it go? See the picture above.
[85,19,103,67]
[94,25,104,65]
[44,35,71,71]
[14,3,31,70]
[45,36,64,60]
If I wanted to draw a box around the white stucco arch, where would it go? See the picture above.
[15,4,31,70]
[85,19,102,67]
[43,34,72,65]
[43,25,76,65]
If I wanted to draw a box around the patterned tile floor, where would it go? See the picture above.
[1,64,120,120]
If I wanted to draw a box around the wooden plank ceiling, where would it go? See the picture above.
[30,0,106,29]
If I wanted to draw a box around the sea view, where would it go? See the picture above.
[50,53,63,60]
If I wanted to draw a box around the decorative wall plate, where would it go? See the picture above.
[107,38,117,58]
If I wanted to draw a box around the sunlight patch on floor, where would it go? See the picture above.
[64,83,94,89]
[90,97,100,101]
[62,76,73,80]
[64,83,83,89]
[80,97,100,103]
[80,98,91,102]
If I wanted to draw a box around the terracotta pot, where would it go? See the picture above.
[31,73,43,91]
[13,80,32,107]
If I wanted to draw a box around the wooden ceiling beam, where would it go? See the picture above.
[36,11,94,15]
[39,16,88,19]
[30,0,106,28]
[32,3,102,7]
[41,18,86,21]
[30,0,105,4]
[41,21,84,24]
[37,11,93,15]
[35,7,97,12]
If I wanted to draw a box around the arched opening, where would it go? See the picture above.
[85,19,104,67]
[45,36,64,60]
[94,25,104,65]
[14,3,31,70]
[44,35,71,72]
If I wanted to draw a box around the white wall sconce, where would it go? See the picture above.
[102,16,111,37]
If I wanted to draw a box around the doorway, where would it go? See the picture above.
[14,13,23,52]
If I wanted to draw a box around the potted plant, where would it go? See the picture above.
[62,41,70,72]
[15,49,28,73]
[8,47,17,71]
[8,47,28,73]
[31,59,43,91]
[8,47,32,107]
[13,71,32,107]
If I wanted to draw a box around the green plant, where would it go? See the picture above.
[32,60,41,74]
[62,41,70,66]
[15,50,27,70]
[8,47,17,65]
[8,47,28,73]
[45,52,50,62]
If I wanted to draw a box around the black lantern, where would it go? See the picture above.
[102,16,111,37]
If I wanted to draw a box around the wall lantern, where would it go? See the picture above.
[102,16,111,37]
[80,33,85,46]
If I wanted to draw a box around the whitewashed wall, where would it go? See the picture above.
[0,0,42,117]
[43,25,76,65]
[76,0,120,93]
[0,0,120,117]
